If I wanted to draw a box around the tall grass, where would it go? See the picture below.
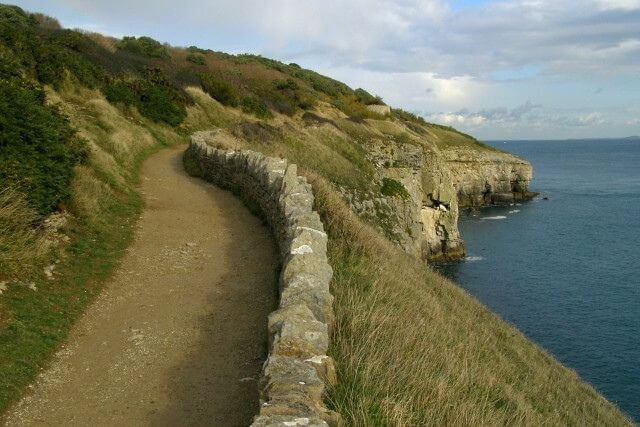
[0,188,47,280]
[308,174,631,426]
[0,76,186,413]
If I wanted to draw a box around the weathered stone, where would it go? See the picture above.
[280,273,333,326]
[252,415,328,427]
[281,253,333,285]
[184,134,335,423]
[287,228,328,258]
[304,355,338,386]
[261,355,324,402]
[268,304,329,358]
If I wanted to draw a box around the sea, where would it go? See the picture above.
[436,137,640,421]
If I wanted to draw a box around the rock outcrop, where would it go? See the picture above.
[443,148,536,208]
[341,139,533,261]
[184,131,338,426]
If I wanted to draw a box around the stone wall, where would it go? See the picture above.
[184,132,338,426]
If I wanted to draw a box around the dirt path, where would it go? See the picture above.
[3,146,278,426]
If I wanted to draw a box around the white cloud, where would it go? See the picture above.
[16,0,640,138]
[595,0,640,10]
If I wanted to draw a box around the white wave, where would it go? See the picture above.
[481,215,507,220]
[465,256,484,262]
[508,209,520,214]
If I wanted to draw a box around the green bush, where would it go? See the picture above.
[103,73,187,126]
[186,54,206,65]
[0,76,87,215]
[380,178,409,199]
[355,88,384,105]
[127,71,187,125]
[274,78,299,91]
[117,36,169,59]
[391,108,427,125]
[241,96,272,119]
[199,72,238,107]
[137,84,186,126]
[103,81,136,105]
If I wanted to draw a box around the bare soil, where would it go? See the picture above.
[3,146,278,426]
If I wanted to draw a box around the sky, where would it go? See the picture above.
[11,0,640,140]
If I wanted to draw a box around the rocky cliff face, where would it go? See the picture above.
[442,148,536,208]
[340,139,534,262]
[182,99,534,263]
[339,140,465,261]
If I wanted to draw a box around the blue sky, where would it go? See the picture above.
[11,0,640,140]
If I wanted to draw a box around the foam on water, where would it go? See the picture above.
[508,209,520,213]
[464,256,484,262]
[481,215,507,220]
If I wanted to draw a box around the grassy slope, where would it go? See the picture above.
[0,79,185,413]
[183,91,630,424]
[0,5,631,424]
[311,178,628,425]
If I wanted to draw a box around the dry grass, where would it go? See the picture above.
[0,76,187,412]
[307,173,631,426]
[0,188,47,280]
[179,88,630,424]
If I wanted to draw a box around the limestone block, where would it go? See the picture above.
[281,253,333,285]
[280,273,333,325]
[268,303,329,358]
[252,415,328,426]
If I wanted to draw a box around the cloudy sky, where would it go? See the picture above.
[12,0,640,139]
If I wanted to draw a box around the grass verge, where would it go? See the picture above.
[0,80,184,414]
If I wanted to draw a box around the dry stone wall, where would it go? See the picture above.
[183,132,338,426]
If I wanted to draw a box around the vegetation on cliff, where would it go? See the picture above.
[0,3,631,424]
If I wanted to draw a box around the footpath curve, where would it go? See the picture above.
[4,146,278,426]
[184,131,338,426]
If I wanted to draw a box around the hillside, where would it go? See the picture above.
[0,4,630,425]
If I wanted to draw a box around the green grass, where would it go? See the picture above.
[1,4,627,424]
[0,142,167,413]
[308,175,632,426]
[380,177,409,199]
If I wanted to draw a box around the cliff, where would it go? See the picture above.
[443,148,536,208]
[184,108,534,262]
[3,6,631,426]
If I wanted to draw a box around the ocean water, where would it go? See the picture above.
[437,138,640,421]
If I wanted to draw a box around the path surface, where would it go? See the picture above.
[3,146,278,426]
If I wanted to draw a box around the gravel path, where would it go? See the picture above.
[3,146,278,426]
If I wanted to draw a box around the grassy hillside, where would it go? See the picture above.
[0,4,631,424]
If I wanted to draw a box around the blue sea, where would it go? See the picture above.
[437,138,640,421]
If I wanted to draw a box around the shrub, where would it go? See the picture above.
[335,94,385,121]
[391,108,427,125]
[241,96,273,119]
[137,84,186,126]
[186,54,206,65]
[380,178,409,199]
[274,78,299,91]
[355,88,384,105]
[199,72,238,107]
[103,81,136,105]
[32,13,62,30]
[103,72,188,126]
[0,76,87,215]
[117,36,169,59]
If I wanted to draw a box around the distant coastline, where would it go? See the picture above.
[484,136,640,143]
